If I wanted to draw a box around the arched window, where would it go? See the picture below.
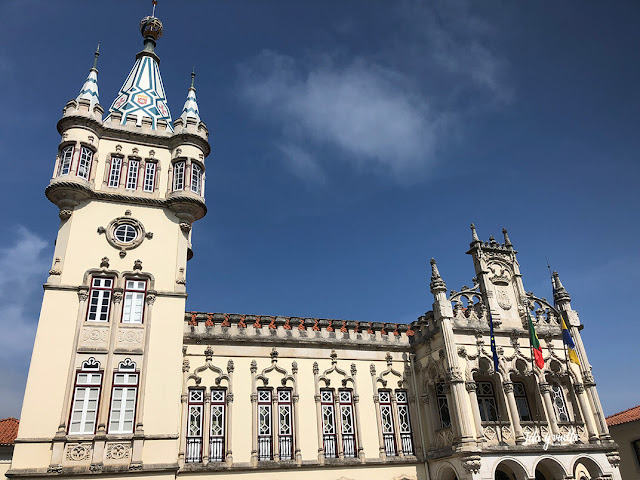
[191,163,202,195]
[58,145,74,176]
[477,381,498,422]
[209,389,226,462]
[513,382,532,421]
[338,389,356,458]
[551,382,570,422]
[77,147,93,180]
[436,382,451,428]
[143,161,157,192]
[186,389,204,463]
[173,161,185,191]
[257,388,273,460]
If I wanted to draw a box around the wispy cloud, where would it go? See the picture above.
[237,1,509,185]
[0,226,49,417]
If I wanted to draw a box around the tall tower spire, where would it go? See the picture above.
[105,15,173,130]
[75,44,101,112]
[179,68,201,124]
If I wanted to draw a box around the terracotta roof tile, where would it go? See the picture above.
[606,405,640,427]
[0,417,19,446]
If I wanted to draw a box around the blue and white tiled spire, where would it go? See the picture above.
[76,44,101,109]
[179,69,201,123]
[105,16,173,131]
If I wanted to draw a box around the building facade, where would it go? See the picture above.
[6,13,622,480]
[606,406,640,480]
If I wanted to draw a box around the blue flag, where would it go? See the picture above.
[489,314,500,373]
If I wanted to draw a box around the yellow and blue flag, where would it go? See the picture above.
[560,314,581,365]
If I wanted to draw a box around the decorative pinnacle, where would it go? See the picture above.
[429,258,447,293]
[191,66,196,89]
[270,347,279,363]
[552,270,571,304]
[330,350,337,364]
[92,43,100,70]
[502,227,512,247]
[470,223,480,243]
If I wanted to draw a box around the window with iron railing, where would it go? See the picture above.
[277,389,293,460]
[378,390,396,456]
[258,389,272,460]
[186,389,204,463]
[396,390,414,455]
[209,389,226,462]
[339,389,356,458]
[320,389,337,458]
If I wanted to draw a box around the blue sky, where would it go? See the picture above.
[0,1,638,419]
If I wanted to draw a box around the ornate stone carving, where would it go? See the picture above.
[227,359,235,374]
[250,360,257,374]
[502,381,514,393]
[466,381,477,392]
[113,290,123,304]
[539,382,551,394]
[59,209,73,220]
[83,328,108,342]
[105,443,131,460]
[496,288,512,310]
[313,362,319,375]
[47,465,63,474]
[89,463,103,472]
[179,222,192,233]
[66,444,91,461]
[606,451,621,468]
[176,267,186,285]
[49,257,62,275]
[145,293,156,305]
[204,345,214,360]
[118,329,143,343]
[461,455,482,474]
[574,383,585,395]
[182,358,190,373]
[133,259,142,271]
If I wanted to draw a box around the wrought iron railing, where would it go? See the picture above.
[323,434,337,458]
[209,437,224,462]
[185,437,202,463]
[279,435,293,460]
[342,434,356,457]
[400,433,413,455]
[258,436,272,461]
[383,433,396,456]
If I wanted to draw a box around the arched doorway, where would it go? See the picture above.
[494,459,528,480]
[535,457,567,480]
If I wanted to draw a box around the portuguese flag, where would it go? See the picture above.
[528,313,544,369]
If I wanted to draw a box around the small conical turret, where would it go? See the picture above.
[76,44,101,110]
[429,258,447,294]
[179,69,201,124]
[470,223,480,246]
[502,227,513,248]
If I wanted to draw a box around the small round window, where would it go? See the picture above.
[114,224,138,244]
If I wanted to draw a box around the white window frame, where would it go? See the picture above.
[191,163,202,195]
[143,161,156,192]
[338,389,356,458]
[173,161,185,191]
[320,389,337,458]
[108,156,123,187]
[108,364,138,434]
[87,277,114,322]
[277,388,293,460]
[551,383,570,422]
[68,359,102,435]
[378,389,396,456]
[121,279,146,324]
[396,390,414,455]
[126,159,139,190]
[77,147,93,180]
[58,145,74,176]
[186,389,204,463]
[257,389,272,460]
[209,389,226,462]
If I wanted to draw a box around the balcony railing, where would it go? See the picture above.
[383,433,396,456]
[186,437,202,463]
[209,437,224,462]
[258,436,272,461]
[323,434,337,458]
[279,435,293,460]
[342,433,356,458]
[400,433,413,455]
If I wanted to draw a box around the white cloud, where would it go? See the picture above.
[237,1,509,184]
[0,226,49,417]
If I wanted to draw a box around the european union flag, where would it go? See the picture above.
[489,314,500,373]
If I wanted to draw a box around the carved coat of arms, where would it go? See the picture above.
[496,288,512,310]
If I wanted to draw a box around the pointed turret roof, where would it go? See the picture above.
[76,44,101,109]
[105,15,173,131]
[179,70,201,123]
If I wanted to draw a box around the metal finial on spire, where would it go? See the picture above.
[152,0,157,17]
[92,42,100,70]
[191,66,196,89]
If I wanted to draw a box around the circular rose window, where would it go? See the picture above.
[99,213,152,257]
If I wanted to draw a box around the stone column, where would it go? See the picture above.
[390,392,405,457]
[370,366,386,460]
[574,383,598,442]
[538,383,560,436]
[334,393,345,459]
[178,393,188,467]
[225,360,234,467]
[466,382,484,441]
[292,362,302,465]
[313,362,325,464]
[202,390,211,464]
[271,393,279,461]
[420,391,436,451]
[250,361,258,466]
[351,364,365,462]
[502,382,525,444]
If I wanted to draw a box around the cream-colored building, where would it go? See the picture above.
[6,13,623,480]
[606,406,640,480]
